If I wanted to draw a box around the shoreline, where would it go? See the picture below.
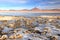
[0,16,60,20]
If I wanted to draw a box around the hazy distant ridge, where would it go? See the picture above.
[0,7,60,13]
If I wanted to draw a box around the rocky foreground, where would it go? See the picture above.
[0,16,60,40]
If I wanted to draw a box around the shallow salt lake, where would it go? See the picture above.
[0,12,60,16]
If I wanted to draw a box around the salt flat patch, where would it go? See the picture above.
[0,16,19,20]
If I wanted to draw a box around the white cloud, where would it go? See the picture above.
[11,0,28,3]
[47,1,60,4]
[47,2,56,4]
[43,5,60,9]
[34,0,60,4]
[0,0,28,3]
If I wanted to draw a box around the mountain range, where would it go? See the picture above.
[0,7,60,13]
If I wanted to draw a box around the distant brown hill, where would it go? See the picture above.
[20,9,30,11]
[0,7,60,13]
[31,8,60,12]
[51,9,60,11]
[31,7,41,11]
[30,7,60,11]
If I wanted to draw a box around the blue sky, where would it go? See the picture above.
[0,0,60,10]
